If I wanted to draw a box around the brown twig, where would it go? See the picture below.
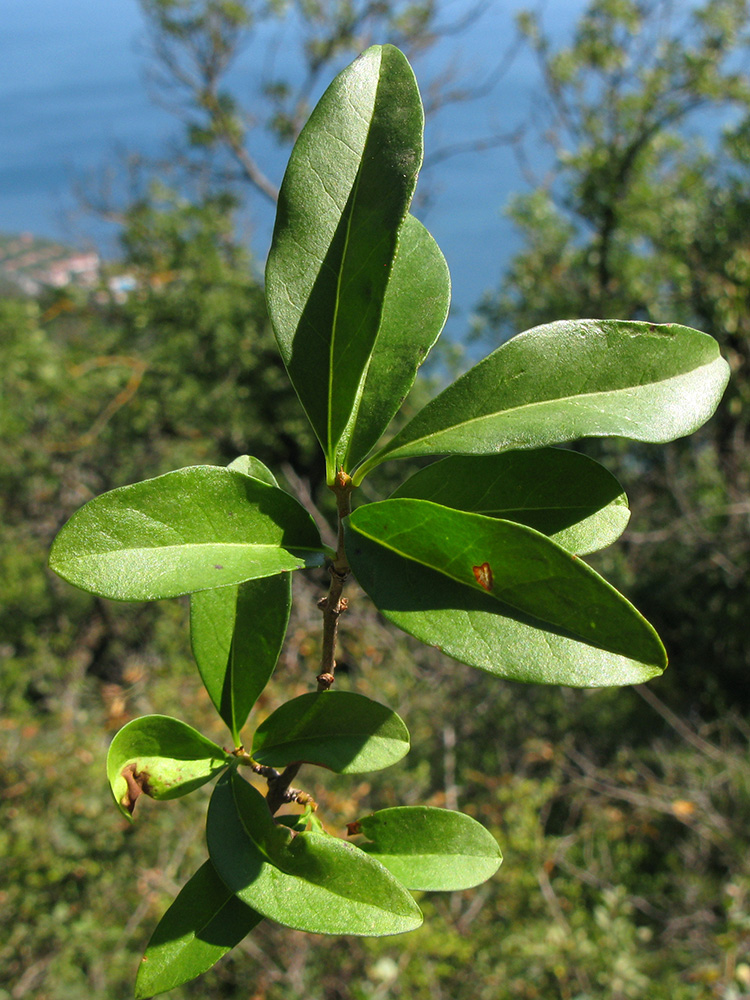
[262,472,353,812]
[316,470,353,692]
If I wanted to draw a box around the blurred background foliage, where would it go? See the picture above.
[2,1,750,998]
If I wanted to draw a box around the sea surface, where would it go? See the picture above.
[1,0,588,335]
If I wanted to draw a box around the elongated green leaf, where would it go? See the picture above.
[107,716,231,819]
[345,500,666,687]
[190,576,292,744]
[207,771,423,936]
[49,465,324,601]
[266,44,424,478]
[342,214,450,469]
[355,320,730,477]
[352,807,502,891]
[390,448,629,554]
[251,691,410,773]
[135,860,262,999]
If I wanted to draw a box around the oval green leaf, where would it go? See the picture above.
[49,465,324,601]
[207,771,423,936]
[342,214,451,470]
[352,806,502,891]
[191,576,292,745]
[135,860,262,999]
[107,715,231,819]
[345,499,666,687]
[266,44,425,479]
[356,320,730,476]
[390,448,629,554]
[251,691,410,773]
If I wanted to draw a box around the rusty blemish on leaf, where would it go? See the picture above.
[472,562,494,592]
[346,820,362,836]
[214,564,224,570]
[121,763,154,815]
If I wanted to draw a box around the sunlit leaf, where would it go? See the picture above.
[390,448,629,554]
[345,499,666,686]
[190,576,292,744]
[352,806,502,891]
[266,44,424,478]
[207,771,423,936]
[49,465,324,601]
[227,454,279,486]
[356,320,731,476]
[189,455,292,742]
[251,691,410,773]
[342,214,450,469]
[135,860,262,999]
[107,716,231,819]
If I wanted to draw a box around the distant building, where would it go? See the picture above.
[0,232,101,295]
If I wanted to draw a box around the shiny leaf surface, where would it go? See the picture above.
[49,465,324,600]
[190,456,292,743]
[207,771,422,936]
[390,448,629,554]
[190,576,291,744]
[343,213,450,469]
[345,499,666,686]
[251,691,409,773]
[353,806,502,891]
[266,44,424,477]
[135,860,262,999]
[358,320,730,474]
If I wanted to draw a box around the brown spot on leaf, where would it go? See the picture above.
[346,821,362,836]
[472,562,494,592]
[120,763,154,815]
[214,564,224,570]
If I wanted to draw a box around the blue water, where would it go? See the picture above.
[0,0,588,334]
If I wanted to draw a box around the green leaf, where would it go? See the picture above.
[390,448,629,554]
[227,454,279,486]
[251,691,410,773]
[135,860,262,999]
[266,44,424,479]
[49,465,324,601]
[345,499,666,687]
[342,214,450,469]
[352,807,502,891]
[207,771,423,936]
[189,455,292,741]
[107,716,231,819]
[356,320,730,476]
[190,576,292,744]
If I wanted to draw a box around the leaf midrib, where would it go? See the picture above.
[348,514,602,641]
[367,848,498,861]
[256,731,403,754]
[233,796,412,916]
[381,357,718,458]
[58,542,322,563]
[327,58,380,465]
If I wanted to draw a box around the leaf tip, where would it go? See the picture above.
[120,763,154,816]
